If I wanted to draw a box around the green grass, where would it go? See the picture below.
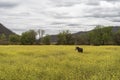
[0,45,120,80]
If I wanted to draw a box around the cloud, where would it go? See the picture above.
[67,23,81,27]
[49,0,81,7]
[108,17,120,22]
[84,0,100,5]
[104,0,120,2]
[84,11,120,18]
[0,0,20,8]
[111,19,120,22]
[0,0,120,35]
[0,2,18,8]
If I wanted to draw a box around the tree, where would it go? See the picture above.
[0,34,8,45]
[91,25,103,45]
[75,34,88,45]
[101,27,112,45]
[88,25,112,45]
[42,35,51,45]
[9,34,20,44]
[113,30,120,45]
[57,31,66,45]
[37,29,45,44]
[21,30,37,45]
[0,34,6,41]
[86,32,93,45]
[65,31,75,45]
[57,30,74,45]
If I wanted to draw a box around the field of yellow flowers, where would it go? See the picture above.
[0,45,120,80]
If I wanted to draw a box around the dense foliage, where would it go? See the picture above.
[88,26,113,45]
[57,30,74,45]
[20,30,37,45]
[113,30,120,45]
[42,35,51,45]
[9,34,21,44]
[0,26,120,45]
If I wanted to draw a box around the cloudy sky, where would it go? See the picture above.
[0,0,120,35]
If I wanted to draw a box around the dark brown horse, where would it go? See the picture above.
[75,47,83,53]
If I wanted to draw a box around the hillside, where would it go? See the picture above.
[50,26,120,43]
[0,23,15,38]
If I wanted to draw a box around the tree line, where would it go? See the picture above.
[0,25,120,45]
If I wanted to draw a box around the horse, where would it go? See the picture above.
[75,47,83,53]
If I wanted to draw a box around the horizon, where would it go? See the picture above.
[0,0,120,35]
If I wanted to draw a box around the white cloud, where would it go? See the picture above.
[0,0,120,35]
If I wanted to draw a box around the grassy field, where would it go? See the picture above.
[0,45,120,80]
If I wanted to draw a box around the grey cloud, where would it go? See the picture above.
[40,11,68,18]
[12,28,26,32]
[84,0,120,6]
[47,12,81,19]
[84,12,120,18]
[50,22,81,28]
[41,11,81,19]
[52,23,81,27]
[49,0,81,7]
[67,23,81,27]
[0,2,18,8]
[109,17,120,22]
[103,0,120,2]
[53,16,80,19]
[111,19,120,22]
[86,2,99,6]
[10,12,31,17]
[85,0,100,5]
[53,3,78,7]
[51,22,67,25]
[83,5,120,21]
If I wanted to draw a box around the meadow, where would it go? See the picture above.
[0,45,120,80]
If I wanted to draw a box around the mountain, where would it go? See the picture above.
[49,31,88,43]
[50,26,120,43]
[0,23,15,38]
[111,26,120,32]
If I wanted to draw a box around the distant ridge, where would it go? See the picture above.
[50,26,120,43]
[112,26,120,32]
[0,23,15,38]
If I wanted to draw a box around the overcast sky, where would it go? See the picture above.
[0,0,120,35]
